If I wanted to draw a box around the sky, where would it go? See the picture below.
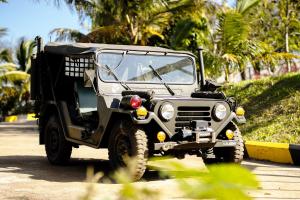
[0,0,87,45]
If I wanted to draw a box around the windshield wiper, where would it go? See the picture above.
[102,64,131,90]
[148,65,175,96]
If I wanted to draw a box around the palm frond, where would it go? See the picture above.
[16,39,36,72]
[49,28,89,42]
[217,11,250,54]
[170,19,196,49]
[0,63,17,74]
[0,28,7,38]
[236,0,261,15]
[0,49,13,63]
[0,71,30,86]
[87,25,129,44]
[222,53,239,63]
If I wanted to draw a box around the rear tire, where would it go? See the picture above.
[45,116,72,165]
[108,120,148,181]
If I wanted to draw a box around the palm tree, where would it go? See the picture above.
[247,0,300,75]
[0,38,35,116]
[50,0,195,45]
[0,63,17,75]
[16,38,36,72]
[0,71,30,116]
[0,71,30,87]
[0,28,6,38]
[0,49,12,63]
[167,0,218,50]
[206,0,261,81]
[0,28,12,63]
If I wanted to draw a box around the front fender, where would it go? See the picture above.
[130,112,173,138]
[215,112,246,136]
[234,115,246,124]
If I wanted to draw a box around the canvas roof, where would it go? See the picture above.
[44,42,194,56]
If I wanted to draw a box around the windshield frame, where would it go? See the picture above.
[95,50,197,85]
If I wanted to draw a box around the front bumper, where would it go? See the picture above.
[154,139,237,151]
[131,110,246,139]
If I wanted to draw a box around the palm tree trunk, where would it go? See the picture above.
[285,0,291,72]
[225,66,229,82]
[240,69,246,80]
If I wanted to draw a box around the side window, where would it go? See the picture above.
[98,53,123,81]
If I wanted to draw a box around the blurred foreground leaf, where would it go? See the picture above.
[81,158,258,200]
[151,159,258,200]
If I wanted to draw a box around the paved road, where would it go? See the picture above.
[0,122,300,200]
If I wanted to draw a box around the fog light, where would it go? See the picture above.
[136,106,148,119]
[157,131,166,142]
[226,130,234,140]
[236,107,245,116]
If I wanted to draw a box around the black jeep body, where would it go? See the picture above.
[31,38,246,180]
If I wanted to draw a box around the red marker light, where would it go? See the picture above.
[130,95,142,109]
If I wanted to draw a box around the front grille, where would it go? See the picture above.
[175,106,211,133]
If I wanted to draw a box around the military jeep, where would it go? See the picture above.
[31,37,246,180]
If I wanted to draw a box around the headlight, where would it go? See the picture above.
[213,104,227,121]
[160,103,175,121]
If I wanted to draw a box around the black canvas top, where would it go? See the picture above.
[44,42,194,56]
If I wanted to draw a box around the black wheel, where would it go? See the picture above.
[215,122,244,163]
[108,120,148,181]
[45,116,72,165]
[203,123,244,164]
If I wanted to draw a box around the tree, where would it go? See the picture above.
[248,0,300,74]
[166,0,218,50]
[0,63,16,75]
[0,38,35,116]
[277,0,300,71]
[50,0,195,45]
[16,38,36,72]
[203,0,261,81]
[0,71,30,116]
[0,49,12,63]
[0,28,13,63]
[0,28,6,38]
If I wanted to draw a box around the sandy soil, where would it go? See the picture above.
[0,122,300,200]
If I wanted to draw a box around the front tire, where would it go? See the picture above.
[108,120,148,181]
[203,122,244,164]
[45,116,72,165]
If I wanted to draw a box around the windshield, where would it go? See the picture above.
[97,52,195,84]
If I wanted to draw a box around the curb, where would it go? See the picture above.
[245,141,300,166]
[4,114,37,123]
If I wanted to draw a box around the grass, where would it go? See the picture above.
[222,73,300,144]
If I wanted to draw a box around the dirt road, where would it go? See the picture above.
[0,122,300,200]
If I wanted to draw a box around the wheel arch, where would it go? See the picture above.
[99,112,132,148]
[39,103,59,144]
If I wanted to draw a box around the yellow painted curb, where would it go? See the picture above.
[27,113,37,121]
[4,115,18,122]
[245,141,293,164]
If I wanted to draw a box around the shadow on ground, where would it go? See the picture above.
[0,155,163,183]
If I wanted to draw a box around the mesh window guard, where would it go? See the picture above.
[65,56,95,77]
